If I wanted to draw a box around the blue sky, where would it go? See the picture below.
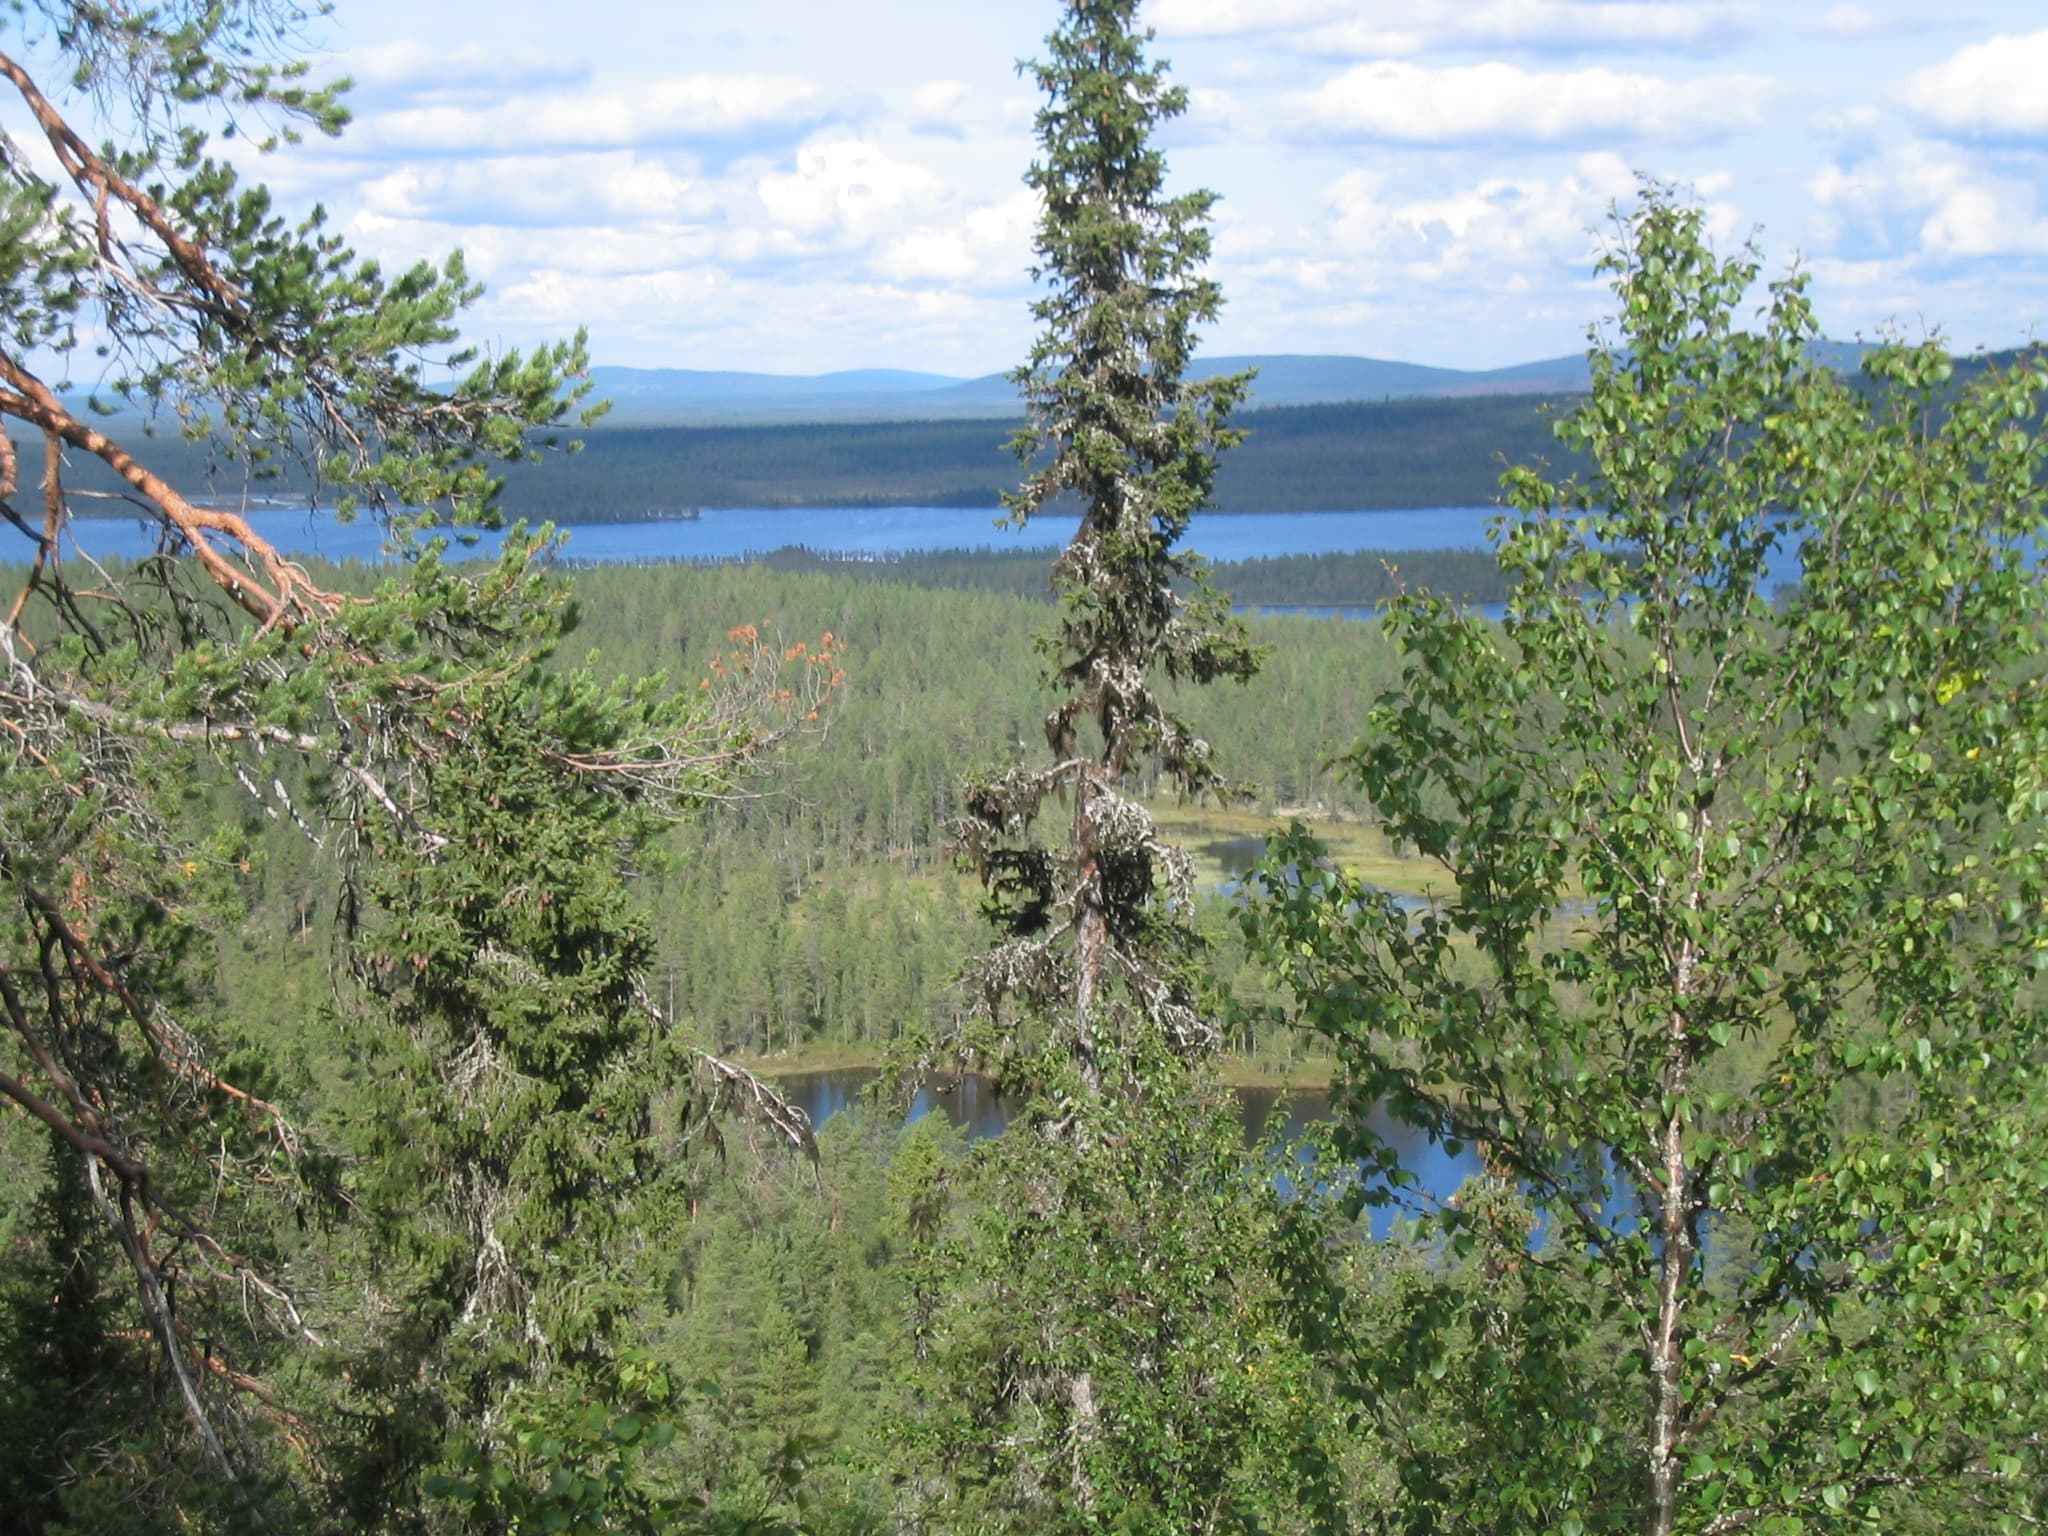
[224,1,2048,373]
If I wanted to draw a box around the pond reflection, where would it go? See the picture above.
[770,1066,1486,1230]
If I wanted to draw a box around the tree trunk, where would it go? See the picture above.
[1070,764,1108,1100]
[1647,914,1702,1536]
[1645,1099,1691,1536]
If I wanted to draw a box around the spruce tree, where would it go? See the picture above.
[953,0,1259,1096]
[904,7,1345,1529]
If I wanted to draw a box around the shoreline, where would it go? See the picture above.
[727,1043,1339,1093]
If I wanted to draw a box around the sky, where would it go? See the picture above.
[198,1,2048,374]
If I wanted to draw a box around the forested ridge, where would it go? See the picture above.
[485,395,1583,518]
[4,3,2046,1535]
[26,393,1582,519]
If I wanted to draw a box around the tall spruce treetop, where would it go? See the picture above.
[902,23,1334,1527]
[957,0,1258,1095]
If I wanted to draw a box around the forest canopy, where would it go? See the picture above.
[1,3,2043,1535]
[0,1,829,1524]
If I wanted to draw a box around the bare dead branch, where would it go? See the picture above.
[688,1047,818,1161]
[0,351,341,624]
[81,1153,234,1475]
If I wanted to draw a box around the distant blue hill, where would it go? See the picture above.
[51,341,1930,431]
[587,366,967,421]
[586,352,1597,425]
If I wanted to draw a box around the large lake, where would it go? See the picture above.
[64,503,1507,565]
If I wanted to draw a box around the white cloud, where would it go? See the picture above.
[1803,254,1915,292]
[1902,30,2048,139]
[1149,0,1353,40]
[1291,60,1772,144]
[755,139,946,242]
[1320,153,1637,274]
[348,73,825,153]
[1800,254,2039,354]
[907,80,971,126]
[473,265,1032,373]
[342,202,795,292]
[1316,1,1752,55]
[324,39,588,98]
[169,0,2048,373]
[1175,85,1266,142]
[1195,153,1765,365]
[878,189,1040,285]
[1809,142,2048,258]
[1294,23,1430,56]
[492,264,727,330]
[1813,102,1883,148]
[1804,4,1881,39]
[354,151,710,227]
[330,130,1013,319]
[893,78,1035,139]
[1154,0,1755,53]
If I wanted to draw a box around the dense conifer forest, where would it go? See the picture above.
[197,558,1406,1072]
[4,2,2046,1534]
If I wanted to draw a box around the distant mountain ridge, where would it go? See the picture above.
[585,352,1597,425]
[53,343,1919,430]
[581,340,1951,425]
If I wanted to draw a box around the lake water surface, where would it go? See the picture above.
[62,501,1816,603]
[772,1065,1484,1233]
[64,503,1508,566]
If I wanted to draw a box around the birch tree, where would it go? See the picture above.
[1249,194,2048,1536]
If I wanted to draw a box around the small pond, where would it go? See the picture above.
[769,1066,1486,1235]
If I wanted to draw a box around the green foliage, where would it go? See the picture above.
[641,1110,938,1535]
[954,0,1262,1083]
[0,1136,160,1531]
[321,654,749,1524]
[174,558,1397,1088]
[561,559,1396,1062]
[422,1362,688,1536]
[746,543,1512,613]
[0,7,802,1529]
[1008,0,1262,765]
[905,7,1345,1531]
[1247,192,2048,1534]
[896,1051,1348,1533]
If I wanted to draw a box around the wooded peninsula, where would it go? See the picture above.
[32,393,1582,519]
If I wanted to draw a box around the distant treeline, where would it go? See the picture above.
[45,346,2045,524]
[492,395,1583,518]
[42,393,1585,518]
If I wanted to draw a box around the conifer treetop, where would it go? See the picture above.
[957,0,1259,1088]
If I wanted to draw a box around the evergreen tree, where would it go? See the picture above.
[953,0,1259,1094]
[0,6,827,1522]
[907,5,1343,1529]
[0,1137,162,1532]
